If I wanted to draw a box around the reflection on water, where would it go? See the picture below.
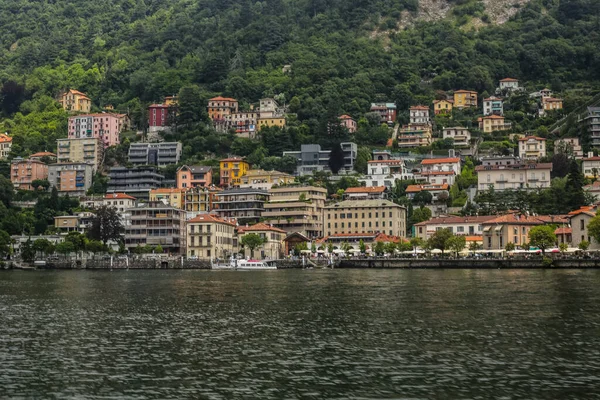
[1,269,600,399]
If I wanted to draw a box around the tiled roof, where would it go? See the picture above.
[418,171,455,176]
[405,184,449,193]
[500,78,518,82]
[104,193,137,200]
[483,96,503,101]
[324,199,403,209]
[209,96,237,102]
[433,99,453,104]
[339,114,354,120]
[188,214,236,226]
[327,233,377,239]
[518,136,546,141]
[220,157,246,162]
[410,105,429,110]
[374,233,407,243]
[345,186,386,194]
[0,134,12,143]
[414,215,497,226]
[149,103,169,108]
[483,213,568,225]
[238,222,286,233]
[554,227,572,234]
[455,89,477,93]
[421,157,460,165]
[150,188,185,194]
[542,97,563,103]
[465,236,483,242]
[367,159,404,164]
[582,157,600,161]
[29,151,56,157]
[568,206,597,217]
[481,115,505,120]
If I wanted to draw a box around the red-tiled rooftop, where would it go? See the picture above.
[345,186,386,194]
[405,184,449,193]
[414,215,497,226]
[500,78,519,82]
[518,136,546,141]
[104,193,136,200]
[368,159,404,164]
[238,222,286,233]
[209,96,237,102]
[29,151,56,157]
[421,157,460,165]
[188,214,236,226]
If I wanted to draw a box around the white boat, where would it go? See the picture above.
[210,257,277,270]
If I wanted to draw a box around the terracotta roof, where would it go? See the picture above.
[326,233,377,239]
[345,186,386,194]
[29,151,56,157]
[410,105,429,110]
[481,115,505,120]
[188,214,236,226]
[418,171,455,176]
[554,227,572,235]
[500,78,518,82]
[414,215,497,226]
[583,157,600,161]
[542,97,563,103]
[421,157,460,165]
[483,214,568,225]
[584,181,600,190]
[209,96,237,102]
[483,96,503,101]
[568,206,597,217]
[150,188,185,194]
[374,233,407,243]
[339,114,354,120]
[405,184,449,193]
[367,160,404,165]
[104,193,136,200]
[518,136,547,141]
[0,134,12,143]
[455,89,477,93]
[238,222,286,234]
[465,236,483,242]
[149,103,169,108]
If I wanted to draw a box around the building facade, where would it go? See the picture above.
[238,223,286,259]
[442,127,471,147]
[103,192,137,213]
[482,213,567,250]
[483,96,504,116]
[414,215,497,241]
[324,199,407,238]
[56,137,104,172]
[453,90,478,108]
[405,184,449,202]
[409,106,430,125]
[219,157,250,187]
[59,89,92,113]
[207,96,239,121]
[283,143,357,176]
[498,78,521,92]
[583,107,600,147]
[184,186,212,216]
[568,206,600,250]
[360,159,412,188]
[239,169,295,190]
[518,136,547,160]
[396,126,432,148]
[478,115,512,133]
[11,158,49,190]
[68,113,124,147]
[47,163,94,196]
[554,138,583,159]
[128,142,182,167]
[187,214,236,260]
[582,153,600,178]
[475,163,553,191]
[0,133,12,159]
[177,165,213,189]
[370,103,397,125]
[107,166,165,200]
[125,202,185,254]
[432,99,453,115]
[339,115,357,133]
[149,188,185,209]
[214,187,269,224]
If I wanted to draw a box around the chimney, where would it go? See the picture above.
[588,151,594,158]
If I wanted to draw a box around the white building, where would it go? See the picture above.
[475,162,553,191]
[518,136,546,160]
[420,157,461,174]
[413,215,498,241]
[442,127,471,147]
[409,106,430,125]
[360,160,414,188]
[582,152,600,178]
[498,78,521,92]
[482,96,504,116]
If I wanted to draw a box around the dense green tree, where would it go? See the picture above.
[328,143,345,174]
[87,205,124,245]
[428,228,453,255]
[240,233,266,259]
[528,226,557,255]
[446,235,466,257]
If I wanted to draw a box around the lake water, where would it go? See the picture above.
[1,269,600,399]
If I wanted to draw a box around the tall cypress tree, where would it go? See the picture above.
[565,160,586,210]
[328,143,345,174]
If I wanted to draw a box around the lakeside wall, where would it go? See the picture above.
[336,258,600,269]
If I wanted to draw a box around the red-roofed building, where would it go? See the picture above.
[409,105,430,125]
[68,113,125,147]
[238,222,286,259]
[499,78,521,92]
[187,214,237,260]
[59,89,92,113]
[482,213,567,250]
[0,133,12,159]
[344,186,388,200]
[29,151,57,161]
[207,96,239,121]
[518,136,547,160]
[406,184,449,203]
[413,215,497,240]
[339,115,357,133]
[554,227,572,245]
[419,157,461,185]
[568,205,600,250]
[103,192,137,213]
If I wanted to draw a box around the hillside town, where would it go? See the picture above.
[3,76,600,263]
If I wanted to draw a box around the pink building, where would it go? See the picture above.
[68,113,124,148]
[339,115,357,133]
[11,158,49,190]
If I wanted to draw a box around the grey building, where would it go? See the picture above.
[214,187,270,225]
[107,166,165,200]
[283,142,357,176]
[128,142,182,166]
[125,202,185,255]
[48,162,94,197]
[583,107,600,147]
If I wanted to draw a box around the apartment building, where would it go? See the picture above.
[359,159,413,188]
[568,206,600,250]
[219,111,258,137]
[128,142,182,166]
[56,137,104,172]
[483,96,504,116]
[540,97,563,116]
[238,223,286,259]
[442,127,471,147]
[419,157,461,185]
[186,214,237,260]
[107,166,165,200]
[583,107,600,147]
[475,163,553,191]
[148,98,177,132]
[0,133,12,159]
[10,158,49,190]
[482,213,568,250]
[413,215,497,241]
[47,163,93,196]
[405,184,449,202]
[59,89,92,113]
[324,200,407,238]
[518,136,546,160]
[581,152,600,178]
[370,103,397,125]
[262,185,327,238]
[176,165,212,189]
[219,157,250,187]
[478,115,512,133]
[283,142,357,176]
[339,115,357,133]
[68,113,125,147]
[149,188,185,209]
[125,202,185,254]
[240,169,295,190]
[453,90,478,108]
[344,186,388,200]
[184,186,212,216]
[554,138,583,159]
[207,96,239,120]
[396,126,432,148]
[409,105,430,125]
[102,192,137,213]
[214,187,270,225]
[498,78,521,92]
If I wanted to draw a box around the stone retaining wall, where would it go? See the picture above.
[336,258,600,269]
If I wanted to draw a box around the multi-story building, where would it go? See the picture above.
[220,111,258,137]
[414,215,498,241]
[478,115,512,133]
[568,205,600,250]
[186,214,237,260]
[102,192,137,213]
[257,117,286,130]
[481,155,520,167]
[128,142,182,167]
[442,127,471,147]
[409,106,430,125]
[283,143,357,176]
[370,103,397,125]
[396,126,432,148]
[453,90,478,108]
[419,157,460,185]
[56,137,104,172]
[540,97,563,116]
[177,165,213,189]
[149,188,185,209]
[10,158,48,190]
[344,186,388,200]
[0,133,12,159]
[518,136,546,160]
[148,103,175,132]
[482,213,568,250]
[324,199,407,238]
[262,185,327,238]
[359,159,413,188]
[554,138,583,159]
[483,96,504,116]
[240,169,295,190]
[583,181,600,201]
[238,223,286,259]
[475,162,552,191]
[214,187,269,225]
[29,151,56,162]
[107,166,165,200]
[207,96,239,121]
[432,99,453,115]
[47,163,94,196]
[125,202,185,254]
[59,89,92,113]
[405,184,449,202]
[582,152,600,178]
[219,157,250,187]
[184,186,212,216]
[583,107,600,147]
[54,215,86,234]
[498,78,521,92]
[68,113,126,147]
[339,115,357,133]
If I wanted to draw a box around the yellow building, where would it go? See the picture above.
[432,99,454,115]
[453,90,478,109]
[478,115,512,133]
[59,89,92,113]
[149,188,185,209]
[542,97,563,113]
[184,186,211,214]
[219,157,250,187]
[238,222,286,259]
[258,117,286,130]
[187,214,236,260]
[240,169,295,190]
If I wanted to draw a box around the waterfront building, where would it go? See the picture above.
[324,199,407,238]
[176,165,213,189]
[240,169,295,190]
[238,222,286,259]
[518,136,547,160]
[54,212,94,234]
[59,89,92,113]
[47,163,94,196]
[262,185,327,238]
[10,158,48,190]
[214,187,269,225]
[186,214,236,260]
[219,157,250,187]
[56,137,104,172]
[128,142,182,167]
[568,205,600,250]
[413,215,497,241]
[107,166,165,200]
[125,202,185,254]
[149,188,185,209]
[475,162,552,191]
[482,213,568,250]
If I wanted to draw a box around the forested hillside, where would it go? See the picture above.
[0,0,599,156]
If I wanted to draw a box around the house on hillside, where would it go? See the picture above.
[432,99,453,115]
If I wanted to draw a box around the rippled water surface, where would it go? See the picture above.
[1,269,600,399]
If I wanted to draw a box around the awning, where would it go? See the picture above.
[483,226,492,232]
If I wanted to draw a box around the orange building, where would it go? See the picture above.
[207,96,238,121]
[11,158,49,190]
[176,165,213,189]
[0,133,12,159]
[59,89,92,113]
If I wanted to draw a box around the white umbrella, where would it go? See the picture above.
[430,249,443,254]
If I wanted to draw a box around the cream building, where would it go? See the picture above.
[413,215,497,241]
[442,127,471,147]
[581,153,600,178]
[184,186,212,216]
[238,222,286,259]
[0,134,12,159]
[149,188,185,209]
[568,206,600,250]
[518,136,546,160]
[324,199,407,238]
[187,214,236,260]
[56,137,104,172]
[475,163,553,191]
[478,115,512,133]
[482,214,568,250]
[240,169,295,190]
[262,185,327,238]
[554,138,583,159]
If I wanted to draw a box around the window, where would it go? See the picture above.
[375,212,378,218]
[581,220,585,230]
[457,226,464,233]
